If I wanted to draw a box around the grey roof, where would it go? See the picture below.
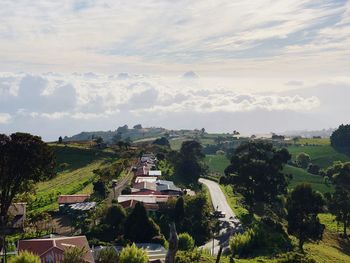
[156,184,182,192]
[156,180,174,186]
[69,202,96,211]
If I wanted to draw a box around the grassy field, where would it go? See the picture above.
[284,165,333,194]
[205,154,230,175]
[29,144,117,213]
[286,144,350,168]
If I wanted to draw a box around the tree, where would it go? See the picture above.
[103,204,127,236]
[287,184,324,251]
[174,140,208,184]
[58,136,63,144]
[178,233,195,251]
[223,141,291,205]
[96,247,119,263]
[112,133,122,144]
[326,162,350,237]
[153,137,170,147]
[8,251,41,263]
[174,197,185,226]
[93,180,108,198]
[95,137,104,144]
[117,125,129,134]
[0,133,55,251]
[331,124,350,148]
[296,153,311,169]
[124,202,161,243]
[133,124,143,129]
[119,243,148,263]
[63,247,87,263]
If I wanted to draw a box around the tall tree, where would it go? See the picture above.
[174,140,208,184]
[287,184,325,251]
[124,202,161,243]
[0,133,55,251]
[331,124,350,148]
[223,141,291,205]
[296,152,311,169]
[327,162,350,237]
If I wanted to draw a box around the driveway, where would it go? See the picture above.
[199,178,241,255]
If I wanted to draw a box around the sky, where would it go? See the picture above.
[0,0,350,140]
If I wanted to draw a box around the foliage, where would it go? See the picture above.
[178,233,195,251]
[124,202,162,243]
[95,247,119,263]
[223,141,291,206]
[296,153,311,168]
[330,124,350,148]
[174,140,208,184]
[175,249,206,263]
[157,159,174,180]
[174,196,185,225]
[93,180,108,198]
[118,243,148,263]
[153,137,170,147]
[8,251,41,263]
[307,164,320,175]
[276,252,316,263]
[287,184,325,250]
[0,133,55,250]
[63,246,87,263]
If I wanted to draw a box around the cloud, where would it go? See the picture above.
[0,113,11,124]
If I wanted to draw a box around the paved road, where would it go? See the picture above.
[199,178,241,255]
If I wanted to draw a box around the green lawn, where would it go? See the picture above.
[205,154,230,175]
[284,165,333,194]
[287,144,350,168]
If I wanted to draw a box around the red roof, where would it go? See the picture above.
[132,190,163,195]
[19,236,94,263]
[58,195,90,204]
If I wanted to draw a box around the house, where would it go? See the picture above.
[148,170,162,177]
[119,200,159,211]
[135,176,157,183]
[133,182,157,192]
[8,203,26,229]
[58,195,90,205]
[18,235,94,263]
[134,166,150,177]
[156,184,182,196]
[118,194,169,204]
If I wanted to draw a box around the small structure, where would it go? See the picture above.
[133,182,157,192]
[8,203,26,229]
[18,235,94,263]
[156,184,182,196]
[135,176,157,183]
[118,194,169,204]
[148,170,162,177]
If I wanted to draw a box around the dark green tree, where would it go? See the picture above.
[287,184,324,251]
[103,204,127,236]
[0,133,55,251]
[331,124,350,148]
[58,136,63,144]
[174,197,185,226]
[153,137,170,147]
[124,202,161,243]
[133,124,142,129]
[174,140,208,184]
[93,180,108,198]
[223,141,291,205]
[296,153,311,169]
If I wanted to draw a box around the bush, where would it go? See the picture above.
[178,233,195,251]
[63,247,87,263]
[175,249,203,263]
[276,252,316,263]
[296,153,311,169]
[96,247,119,263]
[9,251,40,263]
[121,186,132,195]
[307,164,320,175]
[118,243,148,263]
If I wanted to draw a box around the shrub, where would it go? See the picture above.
[9,251,40,263]
[63,247,87,263]
[175,249,203,263]
[118,243,148,263]
[96,247,119,263]
[178,233,195,251]
[296,153,311,169]
[276,252,316,263]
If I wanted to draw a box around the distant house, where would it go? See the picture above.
[156,184,182,196]
[8,203,26,229]
[18,235,94,263]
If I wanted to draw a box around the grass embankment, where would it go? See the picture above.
[205,154,230,175]
[30,144,117,213]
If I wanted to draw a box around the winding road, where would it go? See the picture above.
[199,178,241,255]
